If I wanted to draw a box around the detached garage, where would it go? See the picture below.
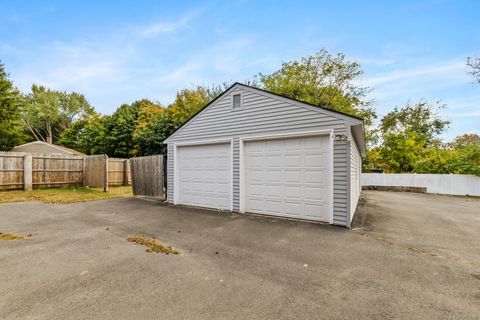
[164,83,365,228]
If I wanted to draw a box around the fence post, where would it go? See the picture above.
[82,156,86,187]
[103,154,108,192]
[124,159,129,185]
[130,158,136,195]
[23,154,33,191]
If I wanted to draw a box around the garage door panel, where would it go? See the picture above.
[305,171,326,183]
[284,187,302,199]
[284,170,302,182]
[304,186,325,199]
[285,155,302,167]
[304,204,324,217]
[265,185,283,197]
[177,143,231,210]
[245,135,331,222]
[305,154,325,166]
[282,202,302,215]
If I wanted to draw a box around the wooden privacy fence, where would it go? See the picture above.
[108,158,131,186]
[84,155,108,190]
[0,152,131,191]
[0,152,84,190]
[130,155,165,199]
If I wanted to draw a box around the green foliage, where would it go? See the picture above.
[379,100,449,146]
[378,131,426,173]
[60,114,110,155]
[446,134,480,175]
[257,49,376,129]
[0,62,26,150]
[23,85,94,143]
[105,101,142,157]
[448,133,480,149]
[412,146,452,174]
[367,102,479,176]
[133,86,223,155]
[134,114,174,155]
[365,100,450,173]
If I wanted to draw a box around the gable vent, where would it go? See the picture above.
[232,93,242,109]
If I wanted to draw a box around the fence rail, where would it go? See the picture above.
[0,152,131,191]
[362,173,480,197]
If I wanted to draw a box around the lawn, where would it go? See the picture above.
[0,186,132,204]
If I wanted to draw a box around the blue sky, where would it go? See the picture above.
[0,0,479,140]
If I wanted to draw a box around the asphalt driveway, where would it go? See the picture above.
[0,191,479,320]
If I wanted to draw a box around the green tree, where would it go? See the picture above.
[378,131,426,173]
[133,100,166,155]
[134,114,175,155]
[60,114,111,155]
[0,61,26,150]
[257,49,376,129]
[133,86,222,156]
[448,133,480,149]
[104,101,142,157]
[23,85,94,143]
[379,100,449,146]
[374,100,450,173]
[446,133,480,175]
[167,86,223,127]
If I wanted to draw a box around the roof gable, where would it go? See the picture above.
[12,141,84,155]
[164,82,364,143]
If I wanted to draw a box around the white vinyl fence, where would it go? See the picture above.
[362,173,480,197]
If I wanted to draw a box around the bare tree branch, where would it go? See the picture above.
[467,57,480,82]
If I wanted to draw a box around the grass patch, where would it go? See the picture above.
[0,186,132,204]
[127,236,180,255]
[0,232,30,240]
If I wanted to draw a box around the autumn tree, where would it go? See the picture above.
[133,86,224,155]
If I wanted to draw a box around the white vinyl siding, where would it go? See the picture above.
[232,93,242,109]
[166,84,361,227]
[349,139,361,222]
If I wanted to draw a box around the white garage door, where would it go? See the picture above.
[177,143,231,210]
[244,135,331,222]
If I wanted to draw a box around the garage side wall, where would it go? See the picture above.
[349,139,362,225]
[166,86,355,226]
[333,139,349,226]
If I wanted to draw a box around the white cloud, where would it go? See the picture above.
[356,57,396,67]
[443,95,480,110]
[11,39,136,101]
[364,60,466,87]
[138,12,196,38]
[451,111,480,117]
